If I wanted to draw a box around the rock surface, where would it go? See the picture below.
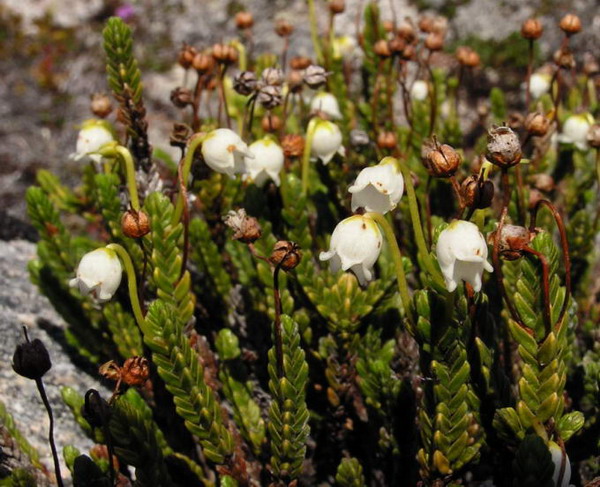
[0,239,108,484]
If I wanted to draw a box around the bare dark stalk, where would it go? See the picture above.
[34,379,64,487]
[449,175,464,218]
[281,36,289,71]
[529,199,572,328]
[191,73,204,132]
[522,246,552,337]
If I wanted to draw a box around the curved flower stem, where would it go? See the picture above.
[106,243,147,334]
[100,144,141,211]
[230,39,247,71]
[366,212,414,334]
[307,0,324,65]
[301,117,319,194]
[529,198,572,329]
[172,135,205,225]
[397,160,446,290]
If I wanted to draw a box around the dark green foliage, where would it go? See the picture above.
[512,435,554,487]
[335,457,366,487]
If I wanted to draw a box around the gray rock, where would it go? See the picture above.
[0,240,108,484]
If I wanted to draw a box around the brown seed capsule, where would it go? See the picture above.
[418,15,435,33]
[376,131,397,149]
[99,360,122,381]
[521,18,543,40]
[262,114,282,132]
[530,173,555,193]
[257,85,283,109]
[524,112,550,137]
[170,87,193,108]
[287,69,304,93]
[290,56,312,70]
[460,175,494,210]
[587,124,600,149]
[425,33,444,51]
[553,47,575,69]
[421,139,461,178]
[382,20,394,32]
[559,14,582,35]
[212,43,238,65]
[281,134,305,158]
[223,209,262,244]
[90,93,113,118]
[329,0,345,14]
[235,11,254,30]
[177,43,197,69]
[583,59,600,77]
[261,67,285,86]
[397,21,416,42]
[169,122,193,148]
[121,209,151,239]
[488,224,531,261]
[12,337,52,380]
[233,70,258,95]
[192,52,215,73]
[388,36,406,54]
[456,46,480,67]
[275,19,294,37]
[269,241,302,271]
[303,65,330,89]
[121,356,150,387]
[400,44,416,61]
[486,125,522,168]
[374,39,392,58]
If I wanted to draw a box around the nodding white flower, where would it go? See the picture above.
[557,113,594,150]
[69,248,122,302]
[529,72,551,99]
[348,157,404,214]
[310,92,343,120]
[201,128,253,178]
[244,137,284,187]
[436,220,493,292]
[71,120,115,163]
[311,119,345,165]
[549,441,571,487]
[319,215,382,286]
[410,80,429,101]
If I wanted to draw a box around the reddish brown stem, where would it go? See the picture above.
[525,39,534,110]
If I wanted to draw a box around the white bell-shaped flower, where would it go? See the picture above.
[310,92,343,120]
[549,441,571,487]
[557,113,594,150]
[69,248,123,302]
[410,80,429,101]
[201,128,253,178]
[529,72,551,99]
[244,137,284,187]
[319,215,382,286]
[436,220,493,292]
[311,119,345,165]
[348,157,404,214]
[71,120,115,163]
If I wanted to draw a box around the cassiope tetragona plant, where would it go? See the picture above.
[11,8,599,487]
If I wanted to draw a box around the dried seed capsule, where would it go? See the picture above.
[521,18,543,40]
[170,87,193,108]
[90,93,113,118]
[350,129,370,148]
[261,67,285,86]
[425,33,444,51]
[290,56,311,70]
[121,209,151,238]
[524,112,550,137]
[233,70,258,95]
[456,46,480,68]
[559,13,582,35]
[376,131,397,149]
[12,337,52,380]
[329,0,345,14]
[235,11,254,29]
[275,19,294,37]
[121,356,150,386]
[177,43,197,69]
[257,85,283,109]
[421,139,461,178]
[553,47,575,69]
[303,65,330,89]
[223,208,262,244]
[374,39,392,58]
[388,36,406,54]
[212,43,238,65]
[281,134,305,158]
[397,21,416,42]
[192,52,215,73]
[261,114,282,132]
[488,224,531,261]
[269,241,302,271]
[461,175,494,209]
[486,126,522,168]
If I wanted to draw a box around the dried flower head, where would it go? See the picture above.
[121,209,151,239]
[233,71,258,96]
[121,356,150,387]
[421,139,461,178]
[178,43,197,69]
[303,65,330,89]
[170,122,192,148]
[269,241,302,271]
[275,19,294,37]
[212,43,238,65]
[456,46,480,68]
[425,33,444,51]
[488,224,531,261]
[460,175,494,210]
[374,40,392,58]
[290,56,312,70]
[257,85,283,109]
[329,0,345,14]
[376,131,398,150]
[90,93,113,118]
[524,112,550,137]
[521,18,543,40]
[262,114,282,132]
[223,209,262,244]
[553,47,575,70]
[262,67,285,86]
[170,87,193,108]
[486,126,522,168]
[559,14,582,35]
[192,52,215,73]
[281,134,305,158]
[12,334,52,380]
[235,11,254,29]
